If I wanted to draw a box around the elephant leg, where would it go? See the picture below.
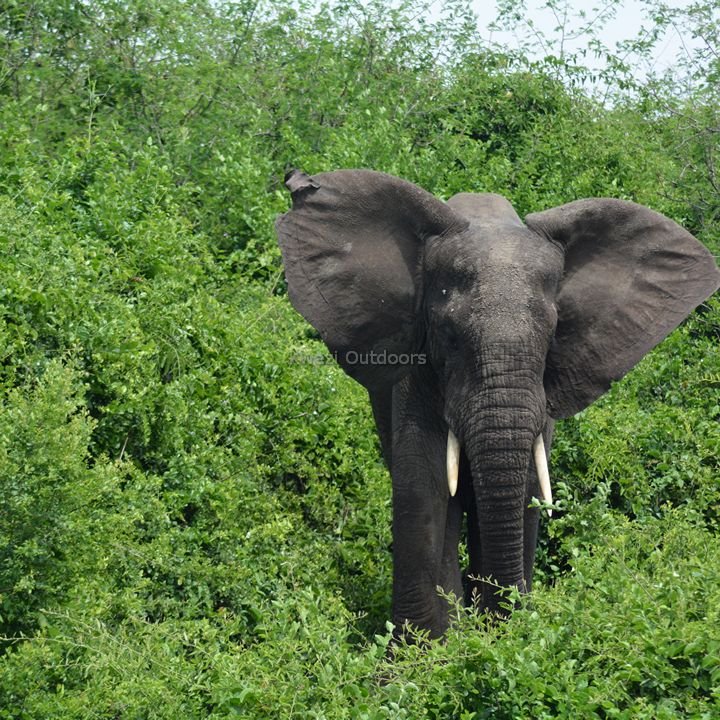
[464,498,483,606]
[522,504,539,593]
[459,451,483,606]
[439,493,464,605]
[390,376,451,640]
[523,417,555,591]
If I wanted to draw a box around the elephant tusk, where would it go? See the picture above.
[533,434,553,517]
[447,429,460,497]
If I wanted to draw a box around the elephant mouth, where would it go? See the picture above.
[445,428,553,515]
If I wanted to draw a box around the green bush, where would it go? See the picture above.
[0,0,718,716]
[395,510,720,720]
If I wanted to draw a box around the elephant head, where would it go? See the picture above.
[276,169,720,638]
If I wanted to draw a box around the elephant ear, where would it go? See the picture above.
[276,169,467,388]
[526,199,720,419]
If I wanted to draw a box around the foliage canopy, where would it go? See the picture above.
[0,0,718,716]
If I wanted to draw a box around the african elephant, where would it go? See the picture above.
[275,169,720,639]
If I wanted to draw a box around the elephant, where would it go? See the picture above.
[275,168,720,639]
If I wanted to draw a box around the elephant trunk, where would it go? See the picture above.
[458,363,546,613]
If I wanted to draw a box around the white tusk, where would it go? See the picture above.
[447,429,460,497]
[533,434,553,517]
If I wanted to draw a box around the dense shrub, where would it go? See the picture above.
[0,0,718,716]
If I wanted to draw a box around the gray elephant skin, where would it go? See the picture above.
[275,168,720,639]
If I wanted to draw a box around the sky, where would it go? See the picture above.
[462,0,697,77]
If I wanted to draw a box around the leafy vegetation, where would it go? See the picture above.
[0,0,718,716]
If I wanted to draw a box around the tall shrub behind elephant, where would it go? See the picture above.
[276,169,720,640]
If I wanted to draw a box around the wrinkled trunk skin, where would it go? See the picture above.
[458,363,545,614]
